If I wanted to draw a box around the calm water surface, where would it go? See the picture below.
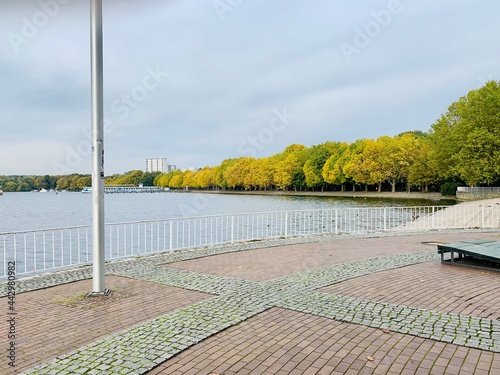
[0,191,455,233]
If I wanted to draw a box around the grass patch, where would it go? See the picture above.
[53,287,133,309]
[55,292,88,306]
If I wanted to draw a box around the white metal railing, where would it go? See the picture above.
[457,187,500,193]
[1,205,499,279]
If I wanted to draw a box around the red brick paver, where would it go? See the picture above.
[148,308,500,375]
[321,261,500,319]
[166,232,500,281]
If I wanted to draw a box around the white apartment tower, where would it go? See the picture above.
[146,157,176,173]
[146,157,167,173]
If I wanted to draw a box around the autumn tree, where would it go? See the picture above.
[223,157,255,190]
[252,157,275,190]
[408,140,438,191]
[169,171,185,189]
[273,144,307,190]
[194,167,216,189]
[343,139,373,191]
[322,142,350,191]
[215,159,238,190]
[378,135,422,193]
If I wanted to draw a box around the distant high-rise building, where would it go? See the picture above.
[146,157,167,173]
[146,157,176,173]
[165,164,177,173]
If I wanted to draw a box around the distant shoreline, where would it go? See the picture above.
[190,190,454,201]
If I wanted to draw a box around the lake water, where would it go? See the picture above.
[0,191,455,233]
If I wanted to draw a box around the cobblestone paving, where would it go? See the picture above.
[321,262,500,320]
[15,231,500,374]
[151,308,500,375]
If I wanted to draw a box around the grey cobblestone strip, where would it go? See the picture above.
[0,268,93,296]
[277,291,500,353]
[270,251,440,290]
[112,266,261,295]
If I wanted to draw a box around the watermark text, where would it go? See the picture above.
[340,0,403,63]
[6,261,16,368]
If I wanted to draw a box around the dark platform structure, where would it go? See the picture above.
[438,239,500,272]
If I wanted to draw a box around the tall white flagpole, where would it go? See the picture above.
[90,0,107,295]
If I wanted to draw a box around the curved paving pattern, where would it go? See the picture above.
[321,262,500,320]
[1,230,498,374]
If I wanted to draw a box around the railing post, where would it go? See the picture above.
[231,216,235,243]
[432,207,435,229]
[169,221,173,253]
[13,234,17,272]
[284,212,288,238]
[33,233,37,271]
[482,206,485,228]
[335,210,338,235]
[383,208,387,231]
[3,236,6,278]
[24,234,27,274]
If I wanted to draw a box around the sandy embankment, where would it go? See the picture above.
[407,198,500,230]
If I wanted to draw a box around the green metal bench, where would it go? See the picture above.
[437,239,500,272]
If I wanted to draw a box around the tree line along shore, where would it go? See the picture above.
[153,81,500,195]
[1,81,499,195]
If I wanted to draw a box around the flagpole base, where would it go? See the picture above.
[87,289,112,298]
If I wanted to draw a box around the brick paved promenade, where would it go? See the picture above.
[1,231,500,374]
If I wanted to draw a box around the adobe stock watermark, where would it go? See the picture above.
[237,107,295,158]
[340,0,403,63]
[213,0,243,21]
[52,65,171,174]
[7,0,73,54]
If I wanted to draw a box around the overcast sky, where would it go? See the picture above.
[1,0,499,175]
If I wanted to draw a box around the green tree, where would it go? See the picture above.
[3,181,17,192]
[303,143,332,190]
[141,171,161,186]
[430,81,500,185]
